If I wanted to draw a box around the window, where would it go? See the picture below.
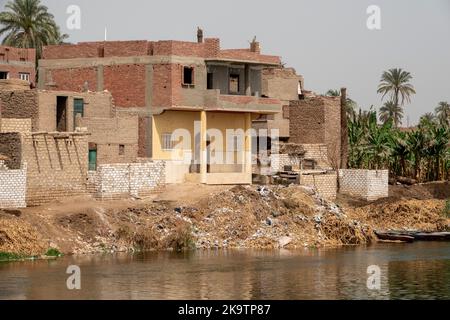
[183,67,194,86]
[73,98,84,128]
[0,71,9,79]
[207,73,213,90]
[229,74,240,94]
[161,133,174,150]
[19,73,30,82]
[119,144,125,155]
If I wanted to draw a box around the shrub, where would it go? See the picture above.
[45,248,62,257]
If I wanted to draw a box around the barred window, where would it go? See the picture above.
[161,133,174,150]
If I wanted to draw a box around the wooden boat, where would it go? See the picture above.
[374,231,415,243]
[412,232,450,241]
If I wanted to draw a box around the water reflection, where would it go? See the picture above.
[0,242,449,300]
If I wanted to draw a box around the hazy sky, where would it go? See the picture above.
[1,0,449,125]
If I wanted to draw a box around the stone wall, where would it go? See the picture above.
[0,161,27,208]
[88,160,165,200]
[299,172,337,201]
[339,169,389,201]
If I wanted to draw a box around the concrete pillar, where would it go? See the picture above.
[96,65,104,91]
[245,64,251,96]
[200,111,207,184]
[244,112,252,183]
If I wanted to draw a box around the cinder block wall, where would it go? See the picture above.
[339,169,389,201]
[299,172,337,201]
[0,161,27,208]
[88,160,165,200]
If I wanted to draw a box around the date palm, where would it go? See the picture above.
[379,100,404,127]
[435,101,450,127]
[0,0,67,58]
[377,68,416,109]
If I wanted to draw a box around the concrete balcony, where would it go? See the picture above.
[177,88,282,114]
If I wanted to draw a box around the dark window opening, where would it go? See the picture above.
[56,96,68,132]
[98,47,104,58]
[207,73,213,89]
[183,67,194,85]
[229,74,240,94]
[119,144,125,155]
[0,71,8,79]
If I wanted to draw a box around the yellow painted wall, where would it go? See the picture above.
[152,110,248,164]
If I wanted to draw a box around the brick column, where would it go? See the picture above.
[245,64,251,96]
[244,112,252,183]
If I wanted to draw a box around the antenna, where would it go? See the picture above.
[104,27,107,41]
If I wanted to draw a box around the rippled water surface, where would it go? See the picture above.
[0,242,449,300]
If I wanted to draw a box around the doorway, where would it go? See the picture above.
[56,96,68,132]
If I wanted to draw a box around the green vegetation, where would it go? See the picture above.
[0,252,24,261]
[341,68,449,182]
[0,0,68,58]
[444,199,450,218]
[45,248,62,257]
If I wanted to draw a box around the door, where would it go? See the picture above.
[88,149,97,171]
[73,98,84,128]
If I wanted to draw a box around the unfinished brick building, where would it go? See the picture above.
[38,35,283,184]
[0,46,36,86]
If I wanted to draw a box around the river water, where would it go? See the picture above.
[0,242,449,300]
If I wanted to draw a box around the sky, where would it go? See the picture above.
[1,0,449,125]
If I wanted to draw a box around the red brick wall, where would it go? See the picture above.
[49,67,97,92]
[0,46,36,85]
[104,64,146,107]
[43,42,103,59]
[0,46,35,63]
[104,41,149,57]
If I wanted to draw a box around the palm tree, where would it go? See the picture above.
[0,0,67,58]
[435,101,450,127]
[377,68,416,114]
[419,112,436,127]
[379,100,404,127]
[325,88,357,118]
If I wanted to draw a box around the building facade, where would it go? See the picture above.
[0,46,36,86]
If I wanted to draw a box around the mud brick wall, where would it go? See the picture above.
[0,132,22,169]
[88,161,165,200]
[22,134,89,206]
[300,172,337,200]
[339,169,389,201]
[0,161,27,208]
[0,118,31,133]
[289,97,341,168]
[0,90,39,130]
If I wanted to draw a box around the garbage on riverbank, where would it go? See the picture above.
[0,184,448,256]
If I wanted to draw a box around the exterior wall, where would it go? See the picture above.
[339,169,389,201]
[79,113,139,164]
[262,67,301,101]
[299,172,337,201]
[88,160,165,199]
[22,133,89,206]
[0,161,27,209]
[0,46,36,86]
[289,97,341,168]
[0,118,31,134]
[0,132,22,169]
[0,90,39,130]
[270,144,331,173]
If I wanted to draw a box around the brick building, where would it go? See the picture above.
[0,46,36,86]
[38,35,283,184]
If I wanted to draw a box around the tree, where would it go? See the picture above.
[0,0,68,58]
[379,100,404,127]
[419,112,436,127]
[377,68,416,119]
[325,88,357,118]
[435,101,450,127]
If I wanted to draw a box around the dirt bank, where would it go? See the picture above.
[1,183,449,256]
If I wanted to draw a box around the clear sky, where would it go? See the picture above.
[1,0,449,125]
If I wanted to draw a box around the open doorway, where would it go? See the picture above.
[56,96,68,132]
